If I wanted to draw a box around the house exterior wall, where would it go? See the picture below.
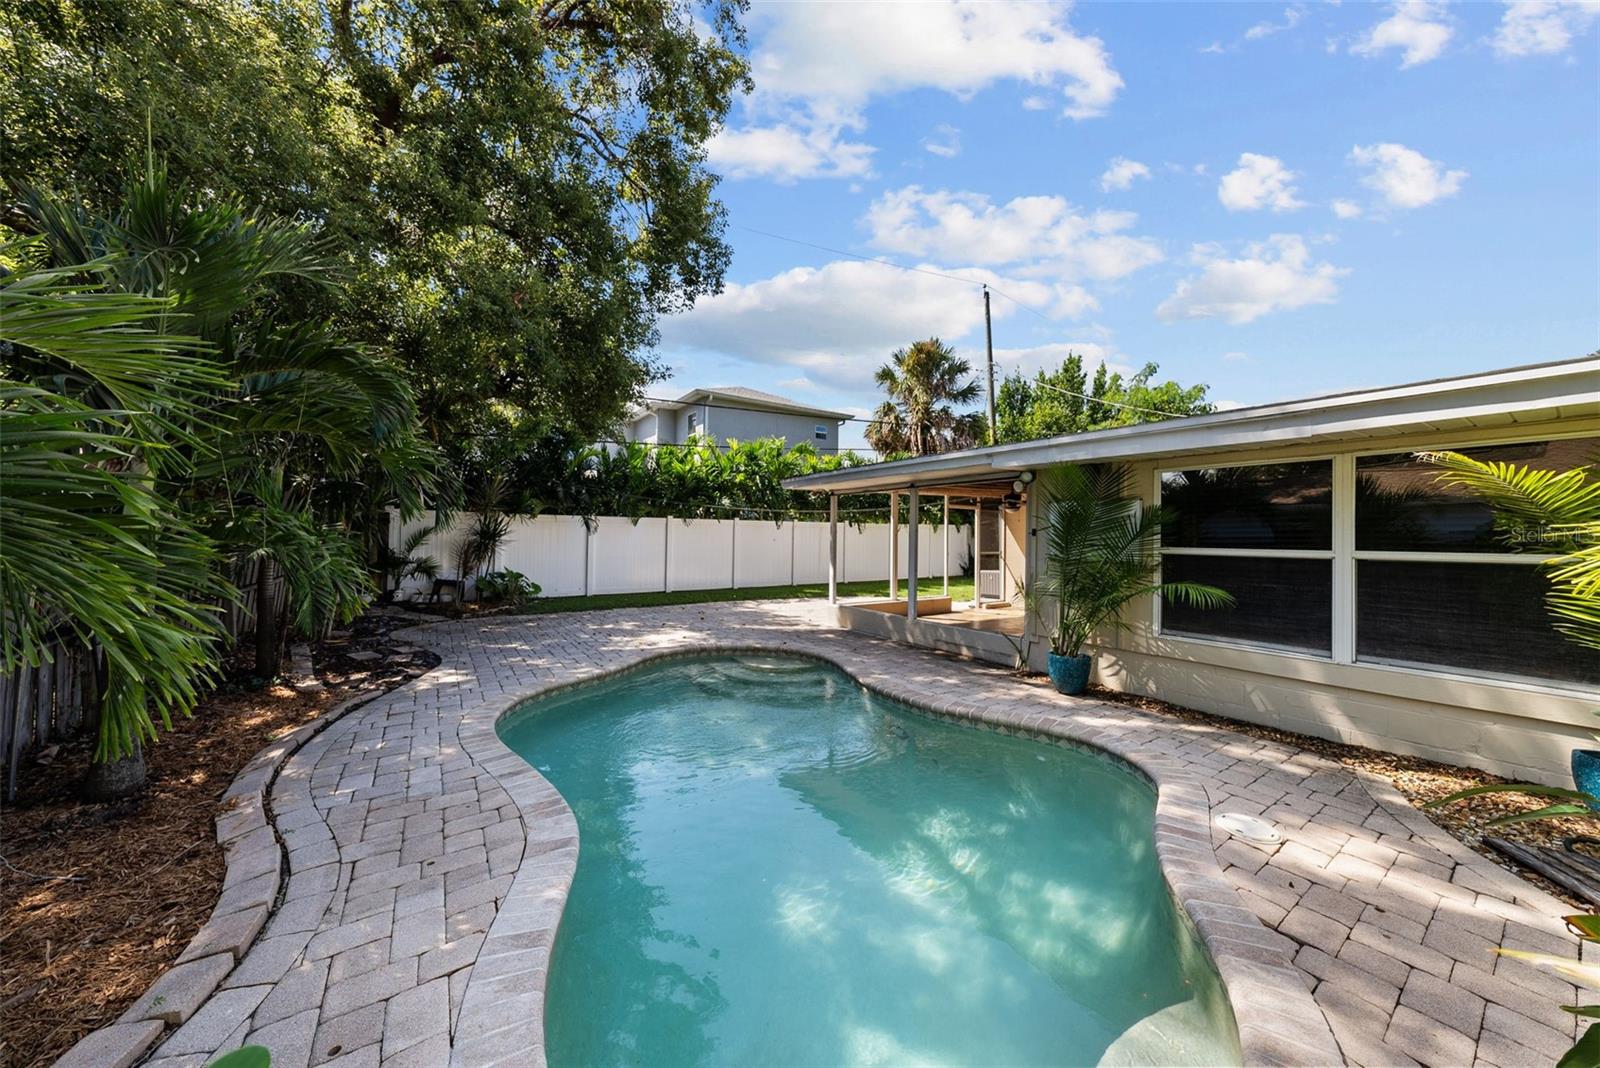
[1021,414,1600,786]
[626,403,843,450]
[1002,501,1027,604]
[626,412,666,444]
[692,405,843,450]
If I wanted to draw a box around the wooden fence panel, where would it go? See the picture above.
[2,553,267,798]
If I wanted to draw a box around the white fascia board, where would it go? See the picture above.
[996,370,1597,468]
[782,357,1598,492]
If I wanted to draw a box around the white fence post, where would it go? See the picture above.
[584,521,594,596]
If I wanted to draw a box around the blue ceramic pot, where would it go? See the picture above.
[1572,749,1600,809]
[1047,652,1093,695]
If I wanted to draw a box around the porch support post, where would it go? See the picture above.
[999,501,1008,603]
[942,495,950,597]
[907,487,920,622]
[827,493,839,604]
[889,491,899,600]
[973,501,984,604]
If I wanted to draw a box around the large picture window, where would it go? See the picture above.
[1158,460,1333,654]
[1354,437,1600,686]
[1153,438,1599,689]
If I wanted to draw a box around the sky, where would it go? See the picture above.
[651,0,1600,451]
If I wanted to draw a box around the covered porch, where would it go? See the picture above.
[813,475,1035,667]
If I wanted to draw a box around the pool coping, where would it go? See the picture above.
[443,637,1344,1068]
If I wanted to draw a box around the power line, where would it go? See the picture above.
[1016,377,1185,419]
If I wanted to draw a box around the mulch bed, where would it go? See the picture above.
[1076,681,1595,911]
[0,614,438,1068]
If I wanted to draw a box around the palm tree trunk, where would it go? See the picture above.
[84,739,145,800]
[256,557,281,677]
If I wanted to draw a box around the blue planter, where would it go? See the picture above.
[1572,749,1600,809]
[1047,653,1093,695]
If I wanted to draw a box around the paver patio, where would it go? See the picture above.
[87,601,1589,1067]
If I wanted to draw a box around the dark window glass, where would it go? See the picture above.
[1357,437,1599,553]
[1161,556,1332,654]
[1357,561,1600,686]
[1161,461,1332,550]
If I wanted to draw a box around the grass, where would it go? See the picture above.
[519,577,978,615]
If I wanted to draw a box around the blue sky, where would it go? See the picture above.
[653,1,1600,451]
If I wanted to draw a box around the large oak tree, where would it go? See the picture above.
[3,0,751,451]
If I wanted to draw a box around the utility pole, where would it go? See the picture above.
[983,285,997,444]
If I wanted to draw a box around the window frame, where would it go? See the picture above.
[1150,430,1591,690]
[814,423,829,440]
[1153,454,1338,657]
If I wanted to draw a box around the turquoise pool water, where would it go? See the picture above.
[498,654,1240,1067]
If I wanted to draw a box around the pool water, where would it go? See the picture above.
[497,655,1241,1067]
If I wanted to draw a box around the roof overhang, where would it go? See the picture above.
[782,356,1600,494]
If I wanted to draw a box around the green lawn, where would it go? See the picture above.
[521,577,977,615]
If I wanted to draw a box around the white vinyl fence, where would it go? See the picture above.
[389,512,972,600]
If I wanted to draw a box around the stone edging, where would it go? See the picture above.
[54,691,378,1068]
[435,637,1344,1068]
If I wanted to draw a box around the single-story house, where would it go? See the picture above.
[624,386,852,452]
[782,356,1600,785]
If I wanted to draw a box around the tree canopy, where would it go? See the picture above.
[3,0,751,454]
[995,354,1212,444]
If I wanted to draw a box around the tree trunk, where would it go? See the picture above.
[256,557,281,678]
[83,741,146,801]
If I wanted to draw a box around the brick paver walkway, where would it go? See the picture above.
[129,602,1586,1067]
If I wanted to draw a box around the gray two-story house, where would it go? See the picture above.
[623,386,852,452]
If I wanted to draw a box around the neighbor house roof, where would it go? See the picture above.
[636,386,852,421]
[781,355,1600,494]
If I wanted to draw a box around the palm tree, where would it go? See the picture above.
[1,255,230,779]
[19,163,436,677]
[3,160,434,793]
[1426,450,1599,649]
[865,338,985,456]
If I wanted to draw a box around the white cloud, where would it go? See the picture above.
[1245,5,1308,40]
[1350,142,1468,208]
[863,186,1164,281]
[1157,235,1347,324]
[922,124,963,158]
[1493,1,1600,57]
[1331,198,1364,219]
[658,259,1072,389]
[1222,350,1251,362]
[777,376,816,392]
[707,120,874,182]
[1217,153,1305,212]
[1351,1,1453,67]
[747,1,1124,120]
[1021,94,1052,110]
[1100,157,1152,192]
[715,2,1124,182]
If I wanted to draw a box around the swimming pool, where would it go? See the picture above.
[497,653,1241,1067]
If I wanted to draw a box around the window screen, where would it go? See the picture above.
[1357,560,1600,686]
[1357,438,1599,553]
[1162,556,1332,654]
[1161,461,1333,550]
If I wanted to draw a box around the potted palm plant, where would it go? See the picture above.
[1030,463,1234,695]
